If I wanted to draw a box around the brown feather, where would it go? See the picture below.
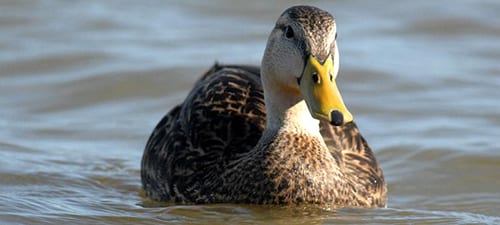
[141,64,387,207]
[141,5,386,207]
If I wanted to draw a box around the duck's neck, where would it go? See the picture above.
[263,87,321,136]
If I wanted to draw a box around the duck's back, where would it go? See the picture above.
[141,64,266,202]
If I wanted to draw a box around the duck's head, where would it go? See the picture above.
[261,5,353,126]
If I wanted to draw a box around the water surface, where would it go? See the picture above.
[1,0,499,224]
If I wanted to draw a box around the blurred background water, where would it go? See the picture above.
[1,0,499,224]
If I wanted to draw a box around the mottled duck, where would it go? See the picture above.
[141,5,387,208]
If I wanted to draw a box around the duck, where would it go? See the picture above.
[141,5,387,208]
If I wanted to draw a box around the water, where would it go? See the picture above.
[1,0,499,224]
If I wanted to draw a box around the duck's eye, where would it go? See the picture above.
[284,25,294,39]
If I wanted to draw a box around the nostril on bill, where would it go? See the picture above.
[312,73,319,83]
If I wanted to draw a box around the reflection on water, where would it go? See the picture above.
[1,0,499,224]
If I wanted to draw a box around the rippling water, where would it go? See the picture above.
[1,0,499,224]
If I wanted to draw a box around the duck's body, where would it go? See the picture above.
[141,6,386,207]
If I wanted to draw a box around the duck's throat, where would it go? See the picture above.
[263,88,320,135]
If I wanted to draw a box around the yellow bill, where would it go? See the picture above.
[299,55,353,126]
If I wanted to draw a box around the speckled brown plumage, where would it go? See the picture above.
[141,64,386,206]
[141,5,387,208]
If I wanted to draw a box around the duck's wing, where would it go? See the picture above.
[320,121,387,207]
[141,64,266,202]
